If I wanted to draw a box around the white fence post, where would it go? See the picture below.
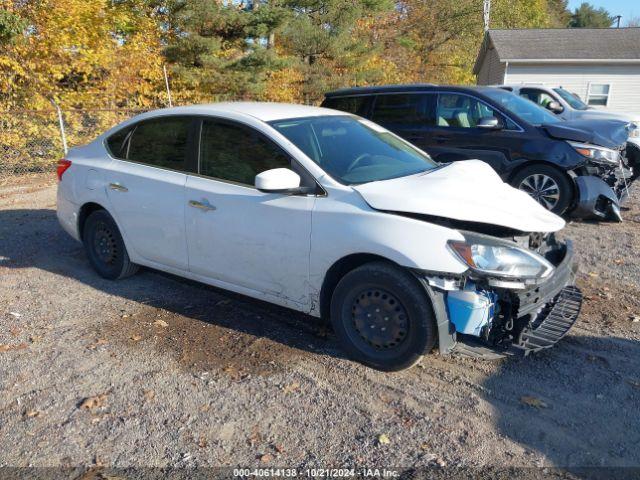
[50,98,68,155]
[163,65,173,108]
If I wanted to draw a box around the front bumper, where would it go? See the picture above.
[571,174,628,222]
[441,240,581,359]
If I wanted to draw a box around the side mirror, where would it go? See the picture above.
[546,101,564,114]
[477,116,502,130]
[255,168,302,193]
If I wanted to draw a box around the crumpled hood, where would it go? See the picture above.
[542,119,629,148]
[353,160,566,233]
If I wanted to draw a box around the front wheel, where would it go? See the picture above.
[330,262,437,371]
[511,164,574,215]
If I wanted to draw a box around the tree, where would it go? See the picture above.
[162,0,289,103]
[546,0,571,27]
[276,0,394,102]
[569,2,613,28]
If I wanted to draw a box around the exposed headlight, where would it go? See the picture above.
[448,236,554,280]
[568,141,619,165]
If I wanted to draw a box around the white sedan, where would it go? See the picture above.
[57,103,582,370]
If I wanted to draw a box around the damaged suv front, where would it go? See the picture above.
[422,228,580,358]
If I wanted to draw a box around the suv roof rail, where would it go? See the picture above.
[325,83,439,97]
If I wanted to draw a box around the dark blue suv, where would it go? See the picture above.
[322,84,634,221]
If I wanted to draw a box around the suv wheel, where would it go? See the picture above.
[511,164,574,215]
[83,210,139,280]
[330,262,437,371]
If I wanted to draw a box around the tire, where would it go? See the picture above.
[511,164,574,215]
[330,261,437,371]
[83,210,139,280]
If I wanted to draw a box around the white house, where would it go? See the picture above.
[474,28,640,115]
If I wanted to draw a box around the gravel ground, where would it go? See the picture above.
[0,176,639,476]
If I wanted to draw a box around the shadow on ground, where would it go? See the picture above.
[1,208,640,475]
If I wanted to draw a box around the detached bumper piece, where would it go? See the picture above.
[510,285,582,356]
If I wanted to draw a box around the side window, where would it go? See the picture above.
[371,94,433,125]
[436,93,516,130]
[126,117,190,170]
[520,88,556,108]
[323,96,370,116]
[199,120,291,186]
[106,126,133,159]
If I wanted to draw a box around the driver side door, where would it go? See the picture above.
[185,118,316,309]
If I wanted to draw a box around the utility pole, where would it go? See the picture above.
[483,0,491,32]
[614,15,622,28]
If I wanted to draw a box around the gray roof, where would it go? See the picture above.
[474,28,640,73]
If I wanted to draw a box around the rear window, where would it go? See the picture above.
[106,116,191,171]
[322,96,370,116]
[371,94,433,125]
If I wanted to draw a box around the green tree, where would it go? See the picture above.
[162,0,288,102]
[0,9,26,45]
[547,0,571,27]
[569,2,613,28]
[277,0,394,102]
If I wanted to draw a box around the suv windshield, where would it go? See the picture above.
[483,88,560,125]
[553,87,589,110]
[269,116,438,185]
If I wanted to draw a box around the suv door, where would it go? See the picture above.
[422,92,525,175]
[184,118,315,307]
[368,93,437,150]
[104,116,195,270]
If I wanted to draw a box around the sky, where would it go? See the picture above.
[567,0,639,25]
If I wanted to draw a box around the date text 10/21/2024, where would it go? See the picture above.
[233,468,400,477]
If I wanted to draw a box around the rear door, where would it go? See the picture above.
[104,116,195,270]
[184,118,315,306]
[368,93,437,150]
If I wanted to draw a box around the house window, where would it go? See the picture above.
[587,84,610,106]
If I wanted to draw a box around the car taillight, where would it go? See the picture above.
[57,159,72,181]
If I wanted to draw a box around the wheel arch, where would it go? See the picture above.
[508,160,578,208]
[319,253,405,320]
[78,202,108,241]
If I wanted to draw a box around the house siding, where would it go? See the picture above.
[476,47,505,85]
[504,63,640,115]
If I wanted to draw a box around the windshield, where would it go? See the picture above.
[269,116,438,185]
[483,88,560,125]
[553,87,589,110]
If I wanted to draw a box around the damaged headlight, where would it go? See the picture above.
[448,234,554,280]
[568,141,619,165]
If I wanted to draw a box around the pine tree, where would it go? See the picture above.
[569,2,613,28]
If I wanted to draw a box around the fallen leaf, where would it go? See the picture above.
[143,389,155,401]
[587,272,599,278]
[0,343,28,353]
[79,393,108,411]
[378,433,391,445]
[198,436,208,448]
[520,395,548,409]
[282,382,300,394]
[154,319,168,327]
[24,409,40,418]
[130,334,142,341]
[274,444,285,454]
[259,453,273,463]
[614,258,624,265]
[87,339,108,350]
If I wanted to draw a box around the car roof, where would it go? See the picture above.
[324,84,500,97]
[141,102,342,122]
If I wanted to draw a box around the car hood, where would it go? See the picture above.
[353,160,566,233]
[542,119,629,148]
[578,109,637,124]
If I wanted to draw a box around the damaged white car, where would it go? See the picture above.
[56,103,582,370]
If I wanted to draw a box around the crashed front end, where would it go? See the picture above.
[420,230,581,358]
[570,140,635,222]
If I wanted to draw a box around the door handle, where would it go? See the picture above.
[189,199,216,212]
[109,182,128,192]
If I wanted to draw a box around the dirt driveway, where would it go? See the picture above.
[1,176,639,476]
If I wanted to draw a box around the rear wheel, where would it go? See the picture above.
[330,262,437,371]
[83,210,138,280]
[511,164,574,215]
